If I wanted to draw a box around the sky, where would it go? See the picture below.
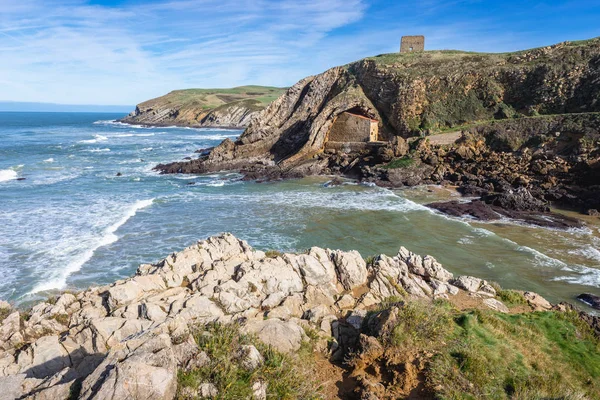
[1,0,599,106]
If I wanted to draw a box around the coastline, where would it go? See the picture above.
[115,118,247,131]
[1,233,599,399]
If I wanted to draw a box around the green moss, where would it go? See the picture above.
[177,323,321,399]
[381,156,415,169]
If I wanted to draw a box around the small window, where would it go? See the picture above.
[409,46,413,51]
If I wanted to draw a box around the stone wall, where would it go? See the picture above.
[400,36,425,53]
[327,112,379,143]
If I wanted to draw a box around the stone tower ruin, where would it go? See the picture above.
[400,35,425,53]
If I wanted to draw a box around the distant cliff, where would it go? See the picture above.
[119,86,287,128]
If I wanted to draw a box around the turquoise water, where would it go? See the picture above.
[0,112,599,308]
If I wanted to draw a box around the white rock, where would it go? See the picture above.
[199,382,219,398]
[236,345,264,370]
[332,250,368,290]
[26,336,71,379]
[241,319,305,353]
[451,276,482,293]
[252,380,268,400]
[483,298,509,313]
[79,334,177,400]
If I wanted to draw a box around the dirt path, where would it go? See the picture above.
[408,131,462,146]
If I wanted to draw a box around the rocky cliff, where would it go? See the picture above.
[120,86,287,128]
[156,38,600,174]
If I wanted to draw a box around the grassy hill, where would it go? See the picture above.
[120,85,287,128]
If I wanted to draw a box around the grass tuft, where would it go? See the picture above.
[177,323,321,399]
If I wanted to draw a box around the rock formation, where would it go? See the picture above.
[120,86,287,128]
[0,233,562,399]
[156,38,600,175]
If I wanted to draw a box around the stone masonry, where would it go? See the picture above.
[400,35,425,53]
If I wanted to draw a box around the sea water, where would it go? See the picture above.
[0,112,599,309]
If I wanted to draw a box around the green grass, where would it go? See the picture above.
[140,86,287,110]
[425,309,600,399]
[497,289,528,307]
[381,156,415,169]
[177,323,321,399]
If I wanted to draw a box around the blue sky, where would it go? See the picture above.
[1,0,599,106]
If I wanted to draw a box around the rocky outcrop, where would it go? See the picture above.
[155,38,600,176]
[120,86,287,128]
[0,233,557,399]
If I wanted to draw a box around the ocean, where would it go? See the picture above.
[1,112,599,308]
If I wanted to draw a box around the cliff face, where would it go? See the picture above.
[119,86,287,128]
[162,38,600,173]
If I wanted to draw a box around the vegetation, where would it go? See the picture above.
[496,289,528,307]
[264,250,283,258]
[137,86,287,113]
[0,306,10,323]
[361,299,600,399]
[177,323,321,399]
[381,156,415,169]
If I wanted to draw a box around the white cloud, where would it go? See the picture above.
[0,0,598,105]
[0,0,368,105]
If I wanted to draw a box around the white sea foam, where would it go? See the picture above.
[206,181,225,187]
[457,236,474,245]
[79,134,108,144]
[516,245,568,269]
[43,158,54,163]
[28,198,154,294]
[86,148,111,153]
[112,133,155,138]
[569,245,600,262]
[0,169,17,182]
[553,265,600,288]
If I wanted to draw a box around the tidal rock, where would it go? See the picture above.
[577,293,600,310]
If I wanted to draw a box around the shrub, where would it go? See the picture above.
[390,300,453,349]
[264,250,282,259]
[497,289,527,306]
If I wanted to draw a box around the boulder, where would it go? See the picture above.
[241,319,305,353]
[79,334,177,400]
[199,382,219,398]
[332,250,368,290]
[26,336,71,379]
[524,292,553,311]
[483,298,509,313]
[235,345,264,371]
[451,276,482,293]
[252,381,268,400]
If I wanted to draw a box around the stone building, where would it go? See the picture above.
[327,112,379,144]
[400,35,425,53]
